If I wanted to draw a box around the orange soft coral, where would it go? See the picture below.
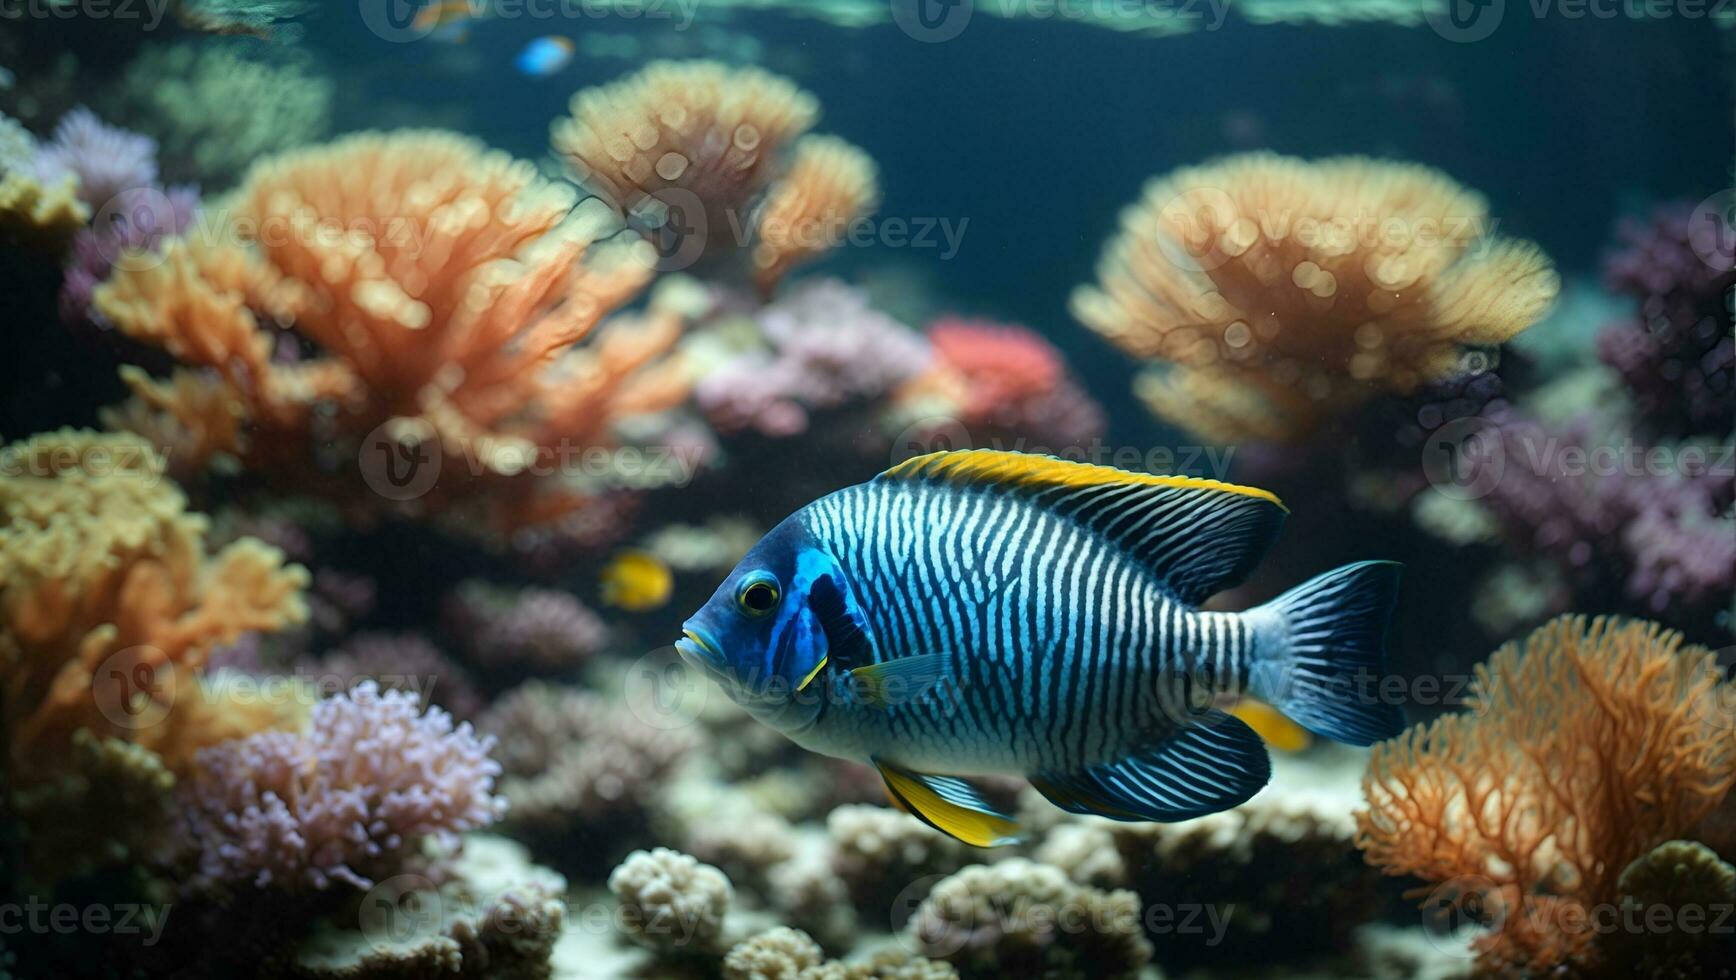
[1355,615,1736,974]
[0,429,308,776]
[1071,152,1559,442]
[94,130,692,534]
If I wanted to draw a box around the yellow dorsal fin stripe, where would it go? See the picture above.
[881,449,1286,512]
[877,764,1021,848]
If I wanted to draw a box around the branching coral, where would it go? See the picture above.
[1071,152,1559,442]
[1355,615,1736,974]
[93,130,692,533]
[60,184,200,330]
[0,169,87,252]
[0,429,308,776]
[176,681,506,892]
[751,135,880,297]
[553,60,819,270]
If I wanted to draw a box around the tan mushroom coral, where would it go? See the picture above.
[751,135,880,297]
[93,130,691,533]
[1071,152,1559,442]
[553,61,817,263]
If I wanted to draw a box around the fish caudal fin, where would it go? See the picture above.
[1246,561,1406,747]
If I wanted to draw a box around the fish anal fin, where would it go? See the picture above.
[1031,712,1272,823]
[874,759,1023,847]
[879,449,1285,604]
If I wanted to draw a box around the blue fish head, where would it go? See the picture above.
[678,517,853,732]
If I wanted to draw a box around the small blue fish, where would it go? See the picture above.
[678,450,1405,846]
[515,36,574,77]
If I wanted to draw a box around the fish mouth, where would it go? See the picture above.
[676,627,727,676]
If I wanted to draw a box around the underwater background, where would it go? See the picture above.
[1,2,1733,978]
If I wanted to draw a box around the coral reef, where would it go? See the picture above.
[93,130,691,534]
[1356,615,1736,973]
[175,681,506,892]
[312,632,484,720]
[904,859,1153,979]
[1599,839,1736,977]
[1071,152,1559,441]
[0,167,87,252]
[442,580,608,671]
[0,428,308,775]
[60,184,200,330]
[1595,203,1735,439]
[609,847,735,956]
[478,682,693,875]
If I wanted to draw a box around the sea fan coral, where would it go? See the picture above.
[176,681,506,892]
[751,135,880,297]
[1071,152,1560,442]
[1355,615,1736,974]
[32,107,159,207]
[553,60,818,269]
[93,130,690,533]
[0,429,308,775]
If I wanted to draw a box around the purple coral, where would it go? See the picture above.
[442,580,607,669]
[1460,407,1733,623]
[696,279,931,437]
[176,681,506,892]
[1596,204,1735,438]
[32,107,159,207]
[60,184,199,329]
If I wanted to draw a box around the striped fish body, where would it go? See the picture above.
[677,450,1406,846]
[796,478,1254,776]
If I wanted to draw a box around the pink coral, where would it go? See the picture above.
[696,279,931,437]
[176,681,506,892]
[915,316,1106,452]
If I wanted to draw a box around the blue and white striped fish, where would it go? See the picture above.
[676,450,1404,846]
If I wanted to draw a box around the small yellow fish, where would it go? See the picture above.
[601,550,674,612]
[1229,698,1313,754]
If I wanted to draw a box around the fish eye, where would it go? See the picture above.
[736,573,781,617]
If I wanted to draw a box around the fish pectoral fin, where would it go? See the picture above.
[1030,712,1272,823]
[848,653,950,709]
[874,759,1023,848]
